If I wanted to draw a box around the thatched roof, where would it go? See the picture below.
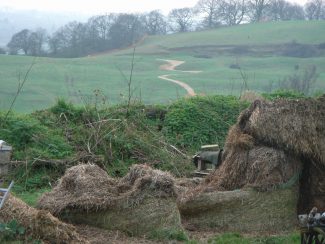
[204,95,325,190]
[240,96,325,164]
[38,164,177,215]
[195,95,325,213]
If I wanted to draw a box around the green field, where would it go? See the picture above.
[1,20,325,113]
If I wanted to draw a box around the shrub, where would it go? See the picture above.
[163,95,248,150]
[0,112,72,160]
[262,89,305,100]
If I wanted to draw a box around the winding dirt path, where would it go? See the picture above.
[157,59,202,97]
[158,74,196,97]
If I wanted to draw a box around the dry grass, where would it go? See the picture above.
[38,164,183,236]
[38,164,177,214]
[0,195,88,243]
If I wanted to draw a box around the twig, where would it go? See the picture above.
[2,58,36,124]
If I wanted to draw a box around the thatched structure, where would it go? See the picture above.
[208,96,325,210]
[179,95,325,231]
[179,188,298,232]
[0,195,88,243]
[38,164,182,236]
[204,125,302,192]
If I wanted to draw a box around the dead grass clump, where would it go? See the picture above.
[0,195,88,243]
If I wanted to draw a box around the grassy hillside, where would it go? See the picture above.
[138,20,325,51]
[0,21,325,113]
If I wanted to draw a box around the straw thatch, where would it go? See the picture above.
[38,164,182,236]
[205,95,325,198]
[0,195,88,243]
[205,124,302,191]
[179,188,298,232]
[241,97,325,164]
[179,95,325,231]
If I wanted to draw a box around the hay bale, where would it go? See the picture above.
[179,188,298,232]
[0,195,88,243]
[38,164,183,236]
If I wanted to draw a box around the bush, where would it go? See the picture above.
[0,112,72,160]
[35,101,191,177]
[262,89,305,100]
[163,95,248,150]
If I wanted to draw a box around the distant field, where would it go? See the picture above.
[1,20,325,113]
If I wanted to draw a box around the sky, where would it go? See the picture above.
[0,0,310,15]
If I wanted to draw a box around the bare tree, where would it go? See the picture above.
[247,0,271,22]
[85,14,117,52]
[267,0,305,20]
[109,14,146,48]
[286,3,305,20]
[219,0,247,25]
[168,8,195,32]
[7,28,46,56]
[268,0,289,20]
[196,0,222,28]
[305,0,325,20]
[87,14,117,41]
[279,65,318,94]
[28,28,47,56]
[143,10,167,35]
[7,29,31,55]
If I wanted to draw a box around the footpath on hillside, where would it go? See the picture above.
[157,59,202,97]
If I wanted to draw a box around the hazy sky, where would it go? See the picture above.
[0,0,310,15]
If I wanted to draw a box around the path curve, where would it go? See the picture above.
[157,59,202,97]
[158,74,196,97]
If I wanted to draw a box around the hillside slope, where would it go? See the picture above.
[130,20,325,54]
[0,21,325,113]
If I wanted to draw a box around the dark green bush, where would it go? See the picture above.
[163,95,248,150]
[0,113,72,160]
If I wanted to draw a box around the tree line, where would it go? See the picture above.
[6,0,325,58]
